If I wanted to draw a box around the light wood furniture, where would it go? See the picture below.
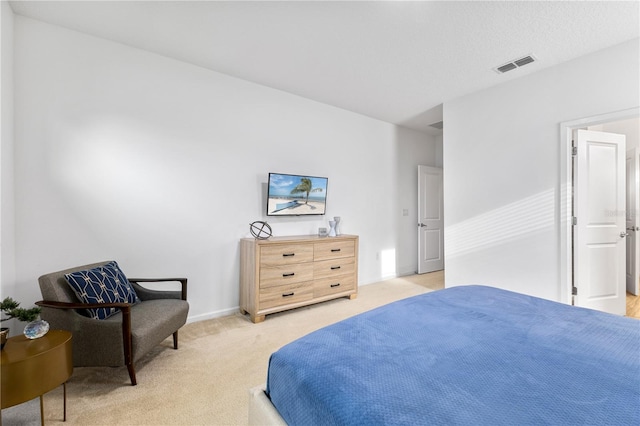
[1,330,73,425]
[240,234,358,323]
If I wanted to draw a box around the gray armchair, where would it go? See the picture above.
[36,261,189,386]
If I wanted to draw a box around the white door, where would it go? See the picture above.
[626,148,639,295]
[418,166,444,274]
[574,129,626,315]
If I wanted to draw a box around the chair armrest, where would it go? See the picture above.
[128,278,188,301]
[36,300,133,370]
[35,300,132,336]
[36,300,131,311]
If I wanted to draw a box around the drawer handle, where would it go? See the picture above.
[282,292,294,297]
[331,248,341,252]
[330,266,341,270]
[282,253,295,257]
[282,273,295,277]
[330,283,341,288]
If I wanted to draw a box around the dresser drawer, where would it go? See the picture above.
[260,263,314,288]
[314,240,355,261]
[260,244,314,266]
[313,257,356,279]
[313,274,356,298]
[259,282,314,310]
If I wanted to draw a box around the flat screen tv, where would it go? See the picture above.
[266,173,328,216]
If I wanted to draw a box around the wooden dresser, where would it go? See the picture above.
[240,234,358,323]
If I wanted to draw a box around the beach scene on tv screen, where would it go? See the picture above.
[267,174,327,215]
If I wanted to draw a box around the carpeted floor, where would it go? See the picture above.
[1,272,444,426]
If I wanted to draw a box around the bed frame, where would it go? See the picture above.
[248,385,286,426]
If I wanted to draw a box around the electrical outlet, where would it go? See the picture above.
[402,209,409,216]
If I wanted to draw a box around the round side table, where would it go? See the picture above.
[1,329,73,425]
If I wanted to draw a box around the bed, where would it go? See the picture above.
[250,285,640,425]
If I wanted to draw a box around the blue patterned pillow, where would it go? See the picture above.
[64,261,140,320]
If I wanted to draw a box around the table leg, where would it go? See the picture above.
[63,382,66,422]
[39,395,44,426]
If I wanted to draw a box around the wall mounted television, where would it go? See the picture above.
[266,173,328,216]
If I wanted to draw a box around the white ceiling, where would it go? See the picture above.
[8,1,640,134]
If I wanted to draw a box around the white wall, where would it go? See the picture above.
[443,38,640,302]
[1,0,15,301]
[9,16,437,321]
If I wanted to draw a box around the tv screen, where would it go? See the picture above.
[267,173,328,216]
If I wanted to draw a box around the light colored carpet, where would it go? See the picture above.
[1,271,443,426]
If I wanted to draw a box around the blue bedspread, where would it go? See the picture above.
[266,285,640,425]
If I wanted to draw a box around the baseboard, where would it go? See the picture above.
[186,306,240,324]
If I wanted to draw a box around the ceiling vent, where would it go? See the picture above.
[429,121,444,130]
[494,55,536,74]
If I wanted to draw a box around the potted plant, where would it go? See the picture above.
[1,297,46,348]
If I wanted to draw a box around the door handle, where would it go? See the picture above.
[620,232,629,238]
[418,223,427,228]
[627,227,639,231]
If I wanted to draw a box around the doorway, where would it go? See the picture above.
[560,107,640,316]
[626,147,640,296]
[417,165,444,274]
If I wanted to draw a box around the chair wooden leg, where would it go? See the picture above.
[127,363,137,386]
[120,306,135,385]
[173,330,179,349]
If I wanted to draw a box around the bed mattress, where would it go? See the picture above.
[266,285,640,425]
